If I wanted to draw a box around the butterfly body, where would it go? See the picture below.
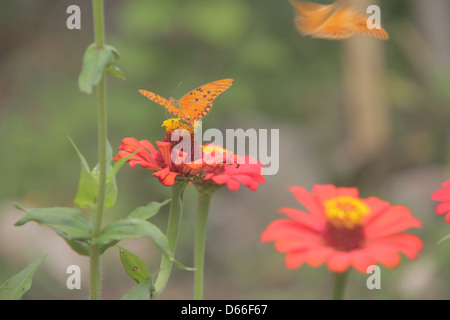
[168,97,182,110]
[140,78,233,127]
[290,0,389,40]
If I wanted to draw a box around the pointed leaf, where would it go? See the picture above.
[104,175,117,210]
[128,199,171,220]
[172,259,196,271]
[70,138,97,209]
[120,278,153,300]
[0,254,47,300]
[106,64,125,80]
[14,204,92,240]
[93,218,170,258]
[438,234,450,245]
[78,44,120,94]
[117,246,150,283]
[107,149,140,184]
[14,203,91,256]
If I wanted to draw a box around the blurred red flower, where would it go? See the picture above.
[431,180,450,223]
[261,184,423,273]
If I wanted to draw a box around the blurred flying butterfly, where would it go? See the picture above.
[289,0,389,40]
[139,79,234,127]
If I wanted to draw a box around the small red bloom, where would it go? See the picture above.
[113,137,203,186]
[261,184,423,273]
[201,145,265,191]
[431,180,450,223]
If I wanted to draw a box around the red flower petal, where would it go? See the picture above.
[152,167,179,186]
[155,141,174,169]
[348,249,376,273]
[435,202,450,215]
[289,186,326,220]
[278,207,324,231]
[327,251,351,273]
[365,205,422,240]
[285,250,308,269]
[431,189,450,201]
[274,235,323,252]
[261,219,319,243]
[363,196,391,225]
[203,155,265,191]
[431,180,450,223]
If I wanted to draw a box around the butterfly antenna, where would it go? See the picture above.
[171,81,183,98]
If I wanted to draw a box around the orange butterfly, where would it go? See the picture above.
[289,0,389,40]
[139,79,233,127]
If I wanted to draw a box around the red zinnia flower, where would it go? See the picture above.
[113,137,203,186]
[201,144,265,191]
[261,184,423,273]
[431,180,450,223]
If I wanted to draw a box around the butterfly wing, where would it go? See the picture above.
[290,0,389,40]
[177,78,234,124]
[290,0,340,36]
[139,89,190,122]
[317,3,389,40]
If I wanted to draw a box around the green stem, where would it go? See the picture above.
[332,270,350,300]
[153,183,186,298]
[194,189,214,300]
[90,0,107,301]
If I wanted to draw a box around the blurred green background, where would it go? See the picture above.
[0,0,449,299]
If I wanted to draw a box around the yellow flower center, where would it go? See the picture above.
[162,118,192,133]
[202,144,228,155]
[324,196,370,229]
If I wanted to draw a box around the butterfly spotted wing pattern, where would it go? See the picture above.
[290,0,389,40]
[139,79,234,126]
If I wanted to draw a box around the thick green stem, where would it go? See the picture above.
[90,0,107,301]
[194,190,213,300]
[332,270,350,300]
[153,183,186,298]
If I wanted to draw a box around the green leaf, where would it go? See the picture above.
[172,259,196,271]
[107,149,139,184]
[14,204,92,256]
[70,138,97,209]
[120,278,153,300]
[117,246,150,283]
[0,254,47,300]
[71,138,118,210]
[14,204,92,240]
[104,175,117,210]
[78,44,122,94]
[128,199,171,220]
[438,234,450,245]
[93,218,170,258]
[106,64,125,80]
[103,141,117,209]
